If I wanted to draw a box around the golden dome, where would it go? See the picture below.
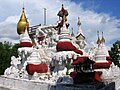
[17,7,29,35]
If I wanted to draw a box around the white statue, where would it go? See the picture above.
[4,56,21,78]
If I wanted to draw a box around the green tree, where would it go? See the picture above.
[109,40,120,67]
[0,41,20,75]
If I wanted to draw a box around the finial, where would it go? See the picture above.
[72,27,73,30]
[71,27,75,37]
[97,31,99,36]
[97,31,101,44]
[101,32,105,43]
[77,17,81,26]
[62,4,64,7]
[61,4,64,11]
[22,2,25,10]
[57,4,68,17]
[102,32,103,36]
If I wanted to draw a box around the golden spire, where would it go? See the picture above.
[77,17,81,26]
[101,32,105,43]
[17,6,29,35]
[97,31,101,44]
[71,28,75,37]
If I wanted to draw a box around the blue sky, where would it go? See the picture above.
[0,0,120,47]
[72,0,120,19]
[73,0,120,45]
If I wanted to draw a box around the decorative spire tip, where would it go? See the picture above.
[62,4,64,7]
[97,31,99,36]
[101,31,105,43]
[22,2,24,9]
[97,31,100,44]
[77,17,81,26]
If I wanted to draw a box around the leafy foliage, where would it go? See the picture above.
[0,41,20,75]
[109,40,120,67]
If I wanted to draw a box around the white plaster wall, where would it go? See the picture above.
[0,76,51,90]
[0,76,119,90]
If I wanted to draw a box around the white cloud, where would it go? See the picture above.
[0,15,20,43]
[0,16,19,25]
[0,0,120,46]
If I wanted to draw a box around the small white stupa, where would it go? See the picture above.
[76,17,86,49]
[20,27,33,47]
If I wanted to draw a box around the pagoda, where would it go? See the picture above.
[3,4,117,90]
[17,6,50,78]
[76,17,86,49]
